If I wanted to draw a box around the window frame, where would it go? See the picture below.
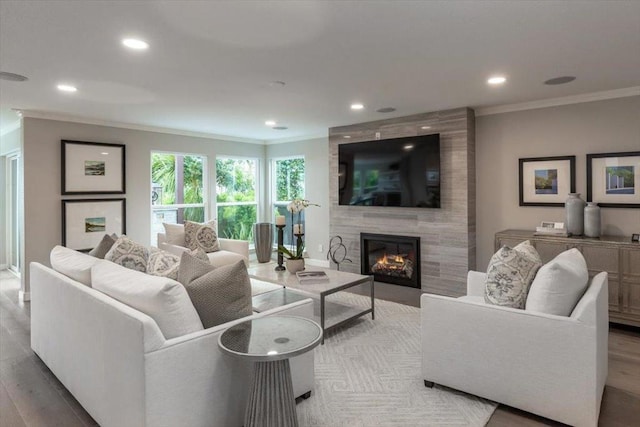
[270,155,306,246]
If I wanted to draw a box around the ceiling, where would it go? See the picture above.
[1,1,639,142]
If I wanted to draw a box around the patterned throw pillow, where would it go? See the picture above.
[484,240,542,309]
[88,234,116,259]
[177,253,252,328]
[184,220,220,253]
[105,236,150,273]
[147,250,181,280]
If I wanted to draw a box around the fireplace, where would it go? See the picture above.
[360,233,421,288]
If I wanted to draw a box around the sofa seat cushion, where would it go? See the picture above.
[177,253,252,328]
[105,236,150,273]
[250,278,283,296]
[50,245,102,286]
[485,240,542,309]
[526,248,589,316]
[92,261,203,339]
[207,250,246,268]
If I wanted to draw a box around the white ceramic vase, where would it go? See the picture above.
[286,259,305,274]
[565,193,586,236]
[584,202,601,238]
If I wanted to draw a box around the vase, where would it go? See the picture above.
[565,193,586,236]
[584,202,601,238]
[253,223,274,263]
[286,258,305,274]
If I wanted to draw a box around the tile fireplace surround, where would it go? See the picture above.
[329,107,475,297]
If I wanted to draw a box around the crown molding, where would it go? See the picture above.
[475,86,640,116]
[0,120,21,137]
[19,110,264,144]
[264,132,328,145]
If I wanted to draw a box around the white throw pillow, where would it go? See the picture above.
[526,248,589,316]
[163,223,186,246]
[50,245,101,286]
[91,261,204,339]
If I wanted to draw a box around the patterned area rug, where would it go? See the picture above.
[297,293,497,426]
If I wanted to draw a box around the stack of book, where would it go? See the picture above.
[534,226,569,237]
[296,271,330,284]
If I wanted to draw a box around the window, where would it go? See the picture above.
[151,152,206,246]
[216,157,258,241]
[271,157,305,246]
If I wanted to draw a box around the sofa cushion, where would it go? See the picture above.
[105,236,150,273]
[88,234,117,259]
[92,261,203,339]
[50,245,101,286]
[177,253,252,328]
[163,223,186,246]
[184,220,220,253]
[207,250,246,268]
[485,240,542,309]
[147,249,181,280]
[526,248,590,316]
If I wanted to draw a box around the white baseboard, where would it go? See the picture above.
[305,258,330,268]
[19,291,30,302]
[0,264,7,270]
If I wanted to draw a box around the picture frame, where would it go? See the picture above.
[62,199,126,251]
[587,151,640,208]
[62,140,126,195]
[519,156,576,206]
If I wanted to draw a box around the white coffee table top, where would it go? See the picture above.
[248,264,371,294]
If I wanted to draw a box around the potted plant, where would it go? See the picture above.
[278,243,305,273]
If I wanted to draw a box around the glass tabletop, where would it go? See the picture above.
[218,316,322,361]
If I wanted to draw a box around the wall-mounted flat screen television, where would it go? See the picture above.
[338,134,440,208]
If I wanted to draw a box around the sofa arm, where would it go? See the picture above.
[466,270,486,297]
[421,293,602,426]
[218,238,250,260]
[144,298,315,427]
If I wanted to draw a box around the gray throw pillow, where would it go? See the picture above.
[89,234,116,259]
[484,240,542,309]
[105,236,150,273]
[184,220,220,253]
[177,253,252,328]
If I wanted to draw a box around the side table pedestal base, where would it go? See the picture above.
[245,359,298,427]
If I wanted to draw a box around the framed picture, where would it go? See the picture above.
[587,151,640,208]
[62,199,126,250]
[62,140,126,195]
[519,156,576,206]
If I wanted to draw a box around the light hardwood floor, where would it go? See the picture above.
[1,271,639,426]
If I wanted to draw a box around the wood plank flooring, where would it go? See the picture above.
[1,271,639,426]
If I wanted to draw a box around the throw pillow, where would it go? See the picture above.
[88,234,116,259]
[147,250,181,280]
[50,245,102,286]
[184,220,220,253]
[163,223,186,246]
[484,240,543,309]
[177,253,252,328]
[105,236,150,273]
[526,248,589,316]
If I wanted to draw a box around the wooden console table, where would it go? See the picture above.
[495,229,640,327]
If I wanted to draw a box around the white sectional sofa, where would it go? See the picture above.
[30,248,313,427]
[421,270,608,427]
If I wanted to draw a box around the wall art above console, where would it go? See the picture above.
[61,140,126,195]
[519,156,576,207]
[587,151,640,208]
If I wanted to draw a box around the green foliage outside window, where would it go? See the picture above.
[216,158,258,241]
[151,153,204,222]
[275,158,305,202]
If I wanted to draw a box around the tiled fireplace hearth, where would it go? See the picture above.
[361,233,421,288]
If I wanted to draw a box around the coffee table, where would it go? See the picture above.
[249,264,374,344]
[218,315,322,427]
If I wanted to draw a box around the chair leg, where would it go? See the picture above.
[424,380,434,388]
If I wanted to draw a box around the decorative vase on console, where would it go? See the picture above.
[565,193,586,236]
[253,223,274,263]
[285,258,305,274]
[584,202,601,238]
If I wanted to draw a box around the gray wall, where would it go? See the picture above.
[476,96,640,270]
[21,117,264,292]
[265,137,330,264]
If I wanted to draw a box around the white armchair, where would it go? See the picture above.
[421,271,608,427]
[157,231,249,268]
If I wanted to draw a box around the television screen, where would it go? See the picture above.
[338,134,440,208]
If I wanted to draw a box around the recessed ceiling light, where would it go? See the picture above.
[0,71,28,82]
[350,103,364,110]
[272,126,288,130]
[265,120,277,126]
[487,76,507,85]
[544,76,576,85]
[376,107,396,113]
[122,38,149,50]
[57,84,77,92]
[421,126,431,130]
[343,135,351,139]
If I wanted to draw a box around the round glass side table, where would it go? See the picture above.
[218,315,322,427]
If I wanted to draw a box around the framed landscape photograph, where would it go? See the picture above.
[62,140,126,195]
[519,156,576,206]
[62,199,126,250]
[587,151,640,208]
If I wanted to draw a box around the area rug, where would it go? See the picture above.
[296,293,497,426]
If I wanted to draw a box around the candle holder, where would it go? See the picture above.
[294,232,304,255]
[275,224,286,271]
